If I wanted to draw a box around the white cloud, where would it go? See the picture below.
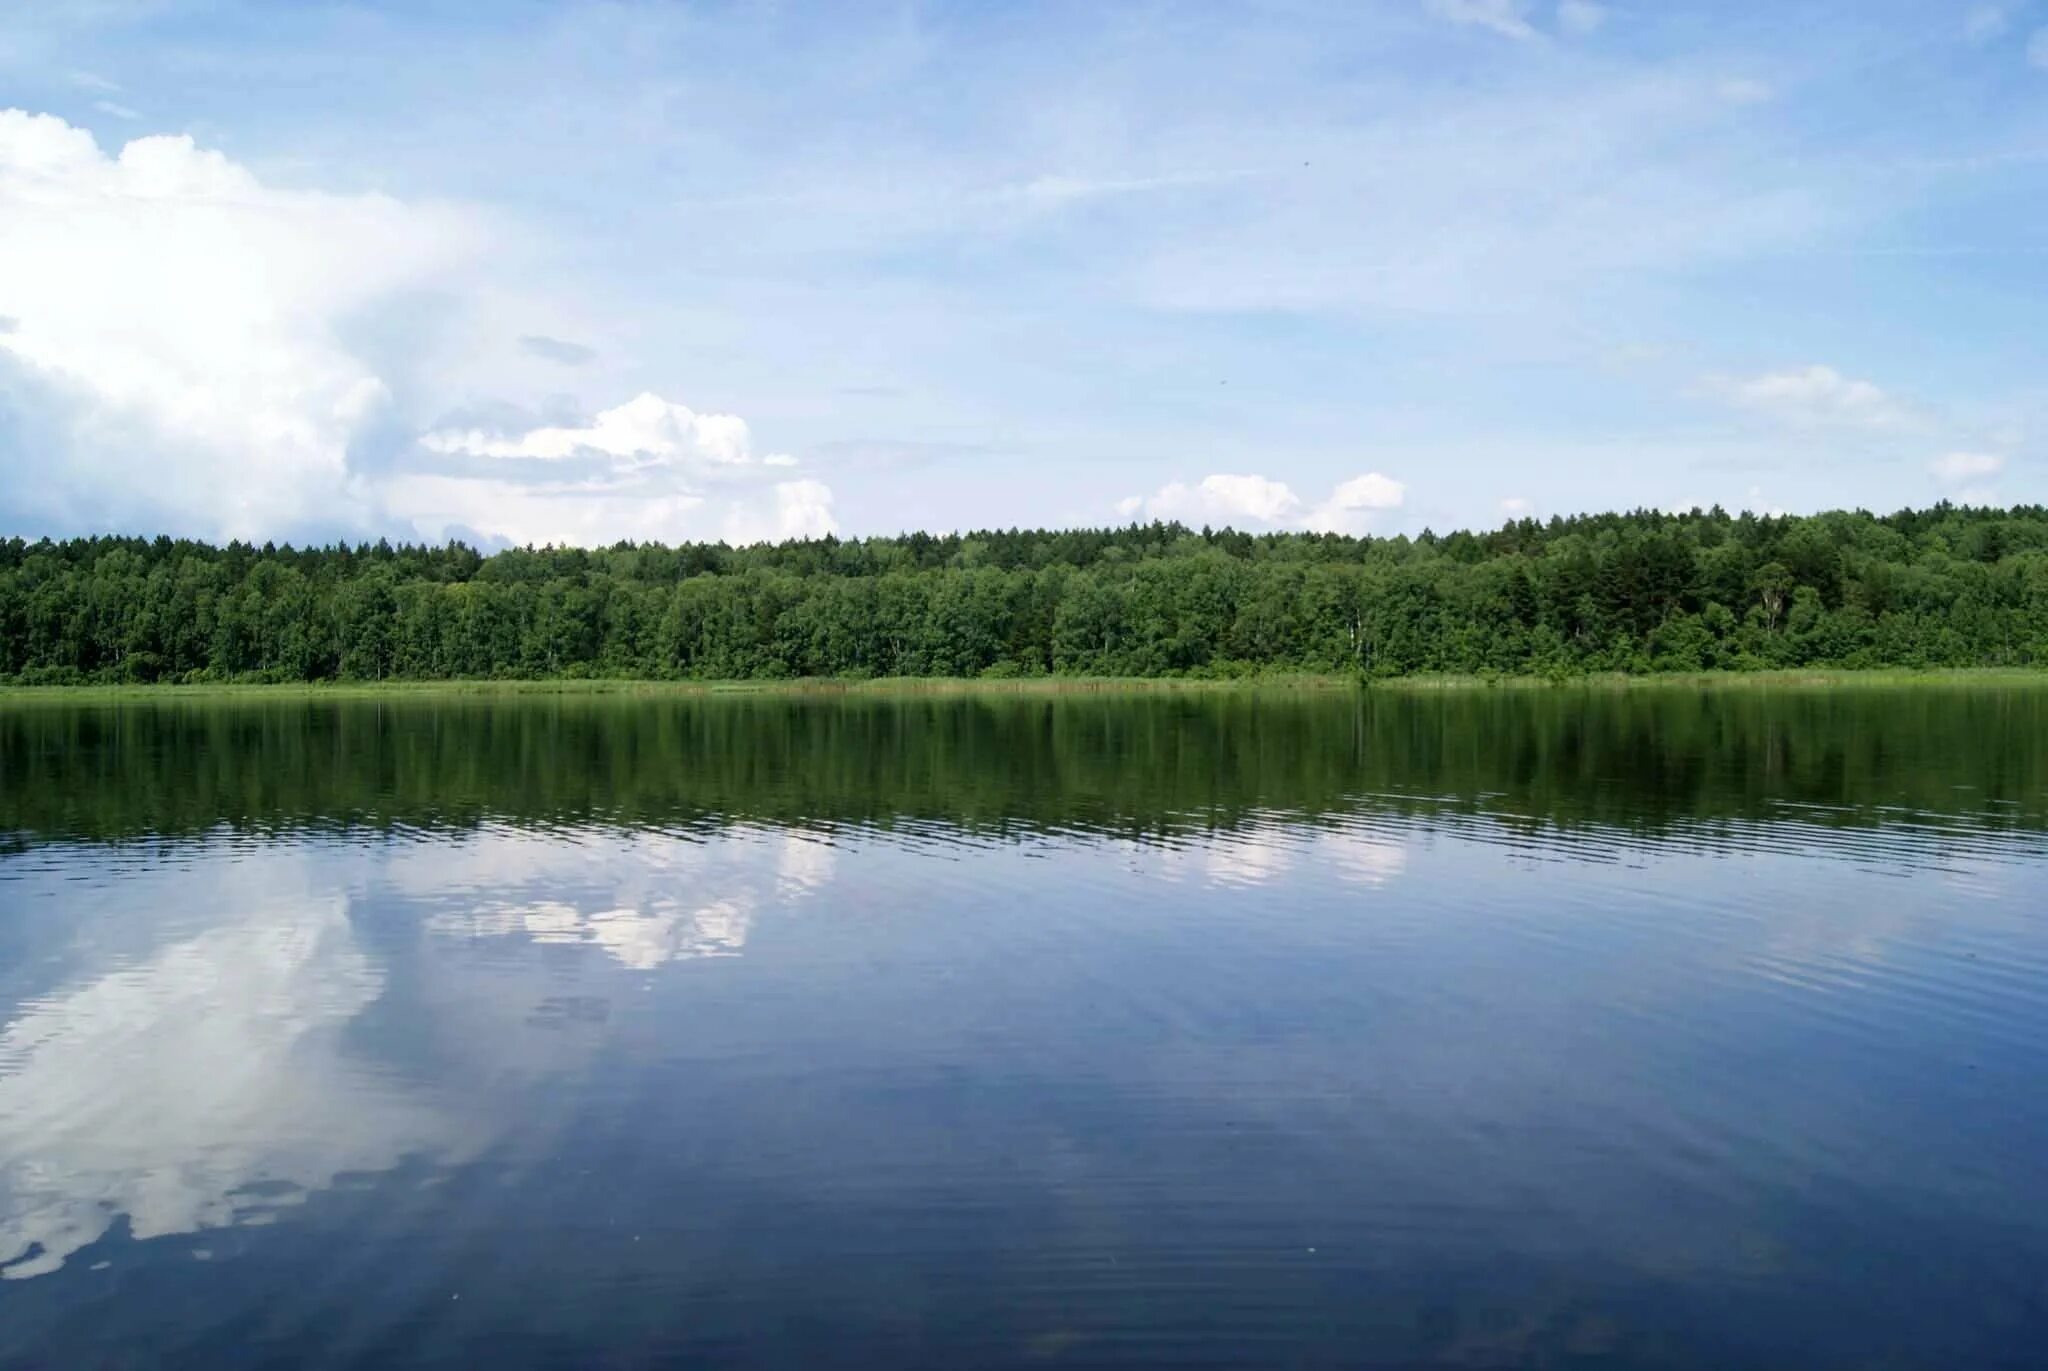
[1704,365,1913,430]
[1304,472,1408,534]
[1500,495,1534,518]
[2031,27,2048,69]
[422,392,756,465]
[406,391,836,546]
[90,100,138,120]
[0,109,474,539]
[1427,0,1538,40]
[1965,7,2009,43]
[1123,470,1404,533]
[1930,451,2005,484]
[1139,473,1304,525]
[0,111,833,550]
[1557,1,1606,36]
[1006,169,1255,208]
[755,478,838,543]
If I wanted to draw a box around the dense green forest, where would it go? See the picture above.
[4,503,2048,684]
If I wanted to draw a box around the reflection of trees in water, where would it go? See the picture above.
[2,690,2043,850]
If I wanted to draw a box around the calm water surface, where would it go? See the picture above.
[2,687,2047,1369]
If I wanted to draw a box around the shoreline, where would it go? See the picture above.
[2,667,2045,703]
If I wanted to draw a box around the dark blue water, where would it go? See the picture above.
[2,689,2047,1368]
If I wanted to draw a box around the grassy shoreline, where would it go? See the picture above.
[1,667,2044,703]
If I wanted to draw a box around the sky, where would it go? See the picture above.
[0,0,2044,549]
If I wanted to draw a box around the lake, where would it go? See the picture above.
[2,686,2046,1369]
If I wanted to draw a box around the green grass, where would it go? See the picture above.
[1366,667,2048,691]
[2,666,2046,705]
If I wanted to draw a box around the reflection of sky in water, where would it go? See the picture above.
[417,830,837,968]
[0,827,837,1279]
[0,873,447,1279]
[1,804,2045,1369]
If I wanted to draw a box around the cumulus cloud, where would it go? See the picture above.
[1120,470,1405,533]
[1427,0,1537,40]
[422,392,758,465]
[0,110,832,550]
[401,391,836,546]
[1304,472,1408,534]
[1139,473,1304,525]
[753,477,837,543]
[1703,365,1913,430]
[0,108,473,540]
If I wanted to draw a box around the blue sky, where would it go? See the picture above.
[1,0,2044,547]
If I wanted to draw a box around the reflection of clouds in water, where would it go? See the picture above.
[420,830,836,969]
[1323,832,1408,887]
[777,834,837,897]
[0,883,451,1281]
[437,896,753,970]
[0,826,840,1281]
[1152,825,1410,891]
[1204,831,1295,888]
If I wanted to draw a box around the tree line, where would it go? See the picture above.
[3,502,2047,683]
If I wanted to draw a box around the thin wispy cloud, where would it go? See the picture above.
[1929,451,2006,505]
[0,2,2042,542]
[517,334,596,366]
[1702,367,1917,432]
[1557,1,1606,36]
[1930,451,2004,483]
[1426,0,1538,41]
[1965,7,2009,44]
